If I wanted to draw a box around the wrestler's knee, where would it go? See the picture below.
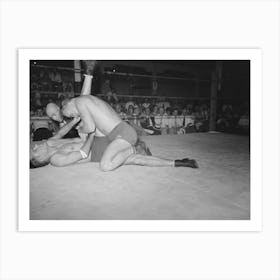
[99,159,114,172]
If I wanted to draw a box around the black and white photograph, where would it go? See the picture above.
[2,1,279,280]
[28,55,251,221]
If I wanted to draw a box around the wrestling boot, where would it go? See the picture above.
[174,158,199,168]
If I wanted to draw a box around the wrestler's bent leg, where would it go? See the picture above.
[100,138,135,171]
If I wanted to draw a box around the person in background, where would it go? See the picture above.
[156,97,170,110]
[31,108,53,141]
[142,98,151,110]
[151,104,159,118]
[126,104,134,122]
[124,96,136,112]
[193,105,204,132]
[125,105,150,136]
[115,103,128,121]
[237,110,250,134]
[154,107,169,135]
[101,79,111,96]
[182,106,196,133]
[168,108,183,134]
[139,107,160,135]
[40,70,52,91]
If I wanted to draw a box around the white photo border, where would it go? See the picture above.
[18,48,262,232]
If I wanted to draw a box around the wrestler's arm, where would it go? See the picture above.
[47,137,82,147]
[50,133,94,167]
[80,75,93,96]
[75,98,96,133]
[50,116,81,140]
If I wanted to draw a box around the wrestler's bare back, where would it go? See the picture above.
[74,96,122,136]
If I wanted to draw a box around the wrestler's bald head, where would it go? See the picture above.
[46,103,63,122]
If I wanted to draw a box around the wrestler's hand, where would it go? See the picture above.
[71,116,81,125]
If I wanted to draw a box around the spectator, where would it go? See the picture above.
[156,97,170,109]
[140,107,161,135]
[193,105,204,132]
[154,107,169,135]
[115,103,128,121]
[238,110,250,133]
[63,80,74,93]
[101,79,112,95]
[168,108,183,134]
[181,106,195,133]
[151,104,159,117]
[142,98,151,110]
[125,96,136,111]
[40,70,52,91]
[126,104,135,122]
[31,108,53,141]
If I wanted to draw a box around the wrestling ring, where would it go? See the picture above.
[30,133,250,220]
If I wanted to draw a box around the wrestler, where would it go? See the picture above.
[45,61,97,139]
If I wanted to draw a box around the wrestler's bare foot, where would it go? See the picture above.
[83,60,97,75]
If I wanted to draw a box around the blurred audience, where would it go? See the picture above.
[30,67,249,140]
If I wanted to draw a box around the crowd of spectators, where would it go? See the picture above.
[31,68,74,93]
[30,67,250,142]
[30,91,250,142]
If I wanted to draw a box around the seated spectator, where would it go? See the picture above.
[31,91,43,109]
[63,81,74,93]
[200,104,210,132]
[115,103,128,121]
[126,104,135,122]
[142,98,151,110]
[31,81,39,90]
[132,106,142,127]
[193,105,204,132]
[40,70,52,91]
[154,107,169,135]
[151,104,159,117]
[31,108,53,141]
[125,97,136,111]
[101,79,112,95]
[122,105,149,136]
[216,113,228,131]
[168,108,183,134]
[182,107,196,133]
[186,104,194,114]
[50,71,63,91]
[238,111,250,133]
[156,97,170,109]
[139,107,161,135]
